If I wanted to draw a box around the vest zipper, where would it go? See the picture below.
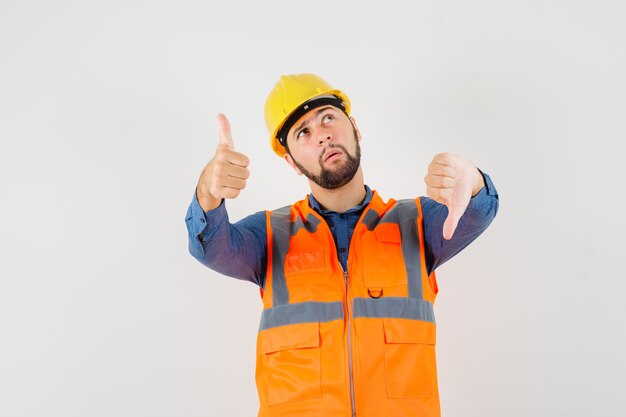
[308,203,377,417]
[343,265,356,417]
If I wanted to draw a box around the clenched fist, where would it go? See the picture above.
[196,114,250,211]
[424,152,485,240]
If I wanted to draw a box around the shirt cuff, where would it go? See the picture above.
[471,168,498,200]
[185,188,227,257]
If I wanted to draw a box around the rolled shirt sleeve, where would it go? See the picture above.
[184,188,267,287]
[420,169,499,275]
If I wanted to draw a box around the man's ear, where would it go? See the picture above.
[350,116,362,142]
[284,153,303,176]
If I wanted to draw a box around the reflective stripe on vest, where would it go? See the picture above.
[353,297,434,321]
[259,300,344,331]
[268,205,323,307]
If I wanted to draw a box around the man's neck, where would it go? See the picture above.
[308,167,366,213]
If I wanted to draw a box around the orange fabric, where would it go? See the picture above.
[256,191,440,417]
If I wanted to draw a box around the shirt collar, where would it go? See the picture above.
[308,185,373,215]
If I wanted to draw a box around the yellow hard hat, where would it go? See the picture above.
[264,73,351,157]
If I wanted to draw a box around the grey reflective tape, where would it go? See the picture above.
[259,301,345,331]
[352,297,435,323]
[269,206,292,306]
[292,212,322,236]
[269,207,323,306]
[361,207,380,231]
[396,199,422,299]
[380,199,423,299]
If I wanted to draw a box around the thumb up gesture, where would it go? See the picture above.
[196,114,250,211]
[424,153,485,240]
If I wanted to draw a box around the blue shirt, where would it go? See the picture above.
[185,170,499,289]
[306,185,373,272]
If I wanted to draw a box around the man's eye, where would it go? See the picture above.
[323,114,334,123]
[297,128,309,139]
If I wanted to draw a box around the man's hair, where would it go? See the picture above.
[284,138,292,157]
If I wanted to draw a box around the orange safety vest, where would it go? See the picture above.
[255,190,440,417]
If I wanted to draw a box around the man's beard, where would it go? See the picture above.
[290,129,361,190]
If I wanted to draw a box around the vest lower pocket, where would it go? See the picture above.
[260,322,322,406]
[382,317,438,399]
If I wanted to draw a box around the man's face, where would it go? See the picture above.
[284,105,362,190]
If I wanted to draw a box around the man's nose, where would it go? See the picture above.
[316,129,332,145]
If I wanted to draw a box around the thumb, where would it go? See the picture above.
[216,113,234,149]
[442,203,463,240]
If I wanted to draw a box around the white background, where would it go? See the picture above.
[1,1,625,416]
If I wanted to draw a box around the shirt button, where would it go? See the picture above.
[339,214,345,219]
[200,218,206,223]
[339,248,346,253]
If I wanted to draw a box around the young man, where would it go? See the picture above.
[185,73,499,417]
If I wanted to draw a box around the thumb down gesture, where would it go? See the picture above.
[424,153,485,240]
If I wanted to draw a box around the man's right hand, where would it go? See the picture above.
[196,114,250,211]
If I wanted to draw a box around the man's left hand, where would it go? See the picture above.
[424,152,485,240]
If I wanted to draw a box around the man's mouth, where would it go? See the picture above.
[324,150,342,162]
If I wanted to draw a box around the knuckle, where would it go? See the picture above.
[436,152,452,164]
[222,149,234,160]
[222,148,234,159]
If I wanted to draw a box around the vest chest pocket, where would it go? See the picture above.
[285,249,329,275]
[260,322,322,406]
[383,317,438,399]
[361,223,406,287]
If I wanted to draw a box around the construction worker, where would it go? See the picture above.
[185,73,499,417]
